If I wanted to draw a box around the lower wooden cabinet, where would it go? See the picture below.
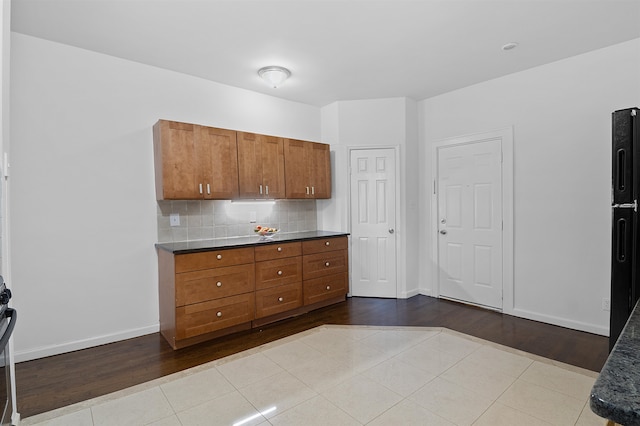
[303,272,348,305]
[255,282,303,318]
[158,235,348,349]
[176,293,255,340]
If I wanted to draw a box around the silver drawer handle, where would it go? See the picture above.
[325,241,330,246]
[216,281,222,287]
[277,270,283,276]
[326,285,331,290]
[216,254,222,260]
[277,247,282,252]
[278,297,284,302]
[216,311,222,318]
[325,262,330,267]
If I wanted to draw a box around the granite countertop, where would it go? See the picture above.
[156,230,349,254]
[590,299,640,425]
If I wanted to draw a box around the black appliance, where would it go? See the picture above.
[0,276,15,426]
[610,107,640,351]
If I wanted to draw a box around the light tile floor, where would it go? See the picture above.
[22,326,607,426]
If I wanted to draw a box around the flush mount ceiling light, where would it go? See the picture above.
[501,42,519,51]
[258,66,291,88]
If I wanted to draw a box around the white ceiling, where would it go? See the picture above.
[10,0,640,107]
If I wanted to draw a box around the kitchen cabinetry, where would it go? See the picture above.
[237,132,286,199]
[158,247,255,349]
[302,237,348,305]
[283,139,331,199]
[255,242,303,318]
[153,120,239,200]
[157,234,348,349]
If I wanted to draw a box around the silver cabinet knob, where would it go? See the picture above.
[325,262,330,267]
[277,270,283,276]
[216,311,222,318]
[278,297,284,302]
[277,247,282,252]
[440,230,447,235]
[216,254,222,260]
[389,228,395,234]
[216,281,222,287]
[325,241,330,246]
[326,285,331,290]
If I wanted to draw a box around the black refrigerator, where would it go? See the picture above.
[610,107,640,351]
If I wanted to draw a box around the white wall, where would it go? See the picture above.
[10,33,321,361]
[419,38,640,335]
[319,98,420,298]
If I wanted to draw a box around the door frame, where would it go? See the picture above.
[430,128,514,313]
[347,146,401,298]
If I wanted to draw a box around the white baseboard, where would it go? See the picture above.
[400,289,420,299]
[14,324,160,363]
[510,308,608,337]
[419,289,432,297]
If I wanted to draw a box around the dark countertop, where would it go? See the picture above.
[590,300,640,425]
[156,230,349,254]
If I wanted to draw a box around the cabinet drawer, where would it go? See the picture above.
[255,242,302,261]
[255,257,302,290]
[303,250,348,280]
[302,236,348,255]
[175,247,254,273]
[255,282,302,318]
[303,272,348,305]
[176,264,255,306]
[176,293,255,340]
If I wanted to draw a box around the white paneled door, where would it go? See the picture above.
[350,148,397,298]
[437,138,503,309]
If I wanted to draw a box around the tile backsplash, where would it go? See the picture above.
[157,200,317,243]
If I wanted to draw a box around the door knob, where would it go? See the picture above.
[440,230,447,235]
[389,228,395,234]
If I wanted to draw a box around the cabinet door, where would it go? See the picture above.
[310,143,331,199]
[284,139,311,198]
[302,250,348,280]
[255,282,303,318]
[255,256,302,290]
[303,272,348,305]
[175,264,255,306]
[198,126,239,199]
[176,293,255,339]
[237,132,263,198]
[260,135,286,199]
[153,120,201,200]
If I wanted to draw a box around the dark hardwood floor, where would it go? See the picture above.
[16,295,609,419]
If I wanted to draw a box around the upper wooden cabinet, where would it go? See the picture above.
[153,120,239,200]
[283,139,331,199]
[237,132,286,199]
[153,119,331,200]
